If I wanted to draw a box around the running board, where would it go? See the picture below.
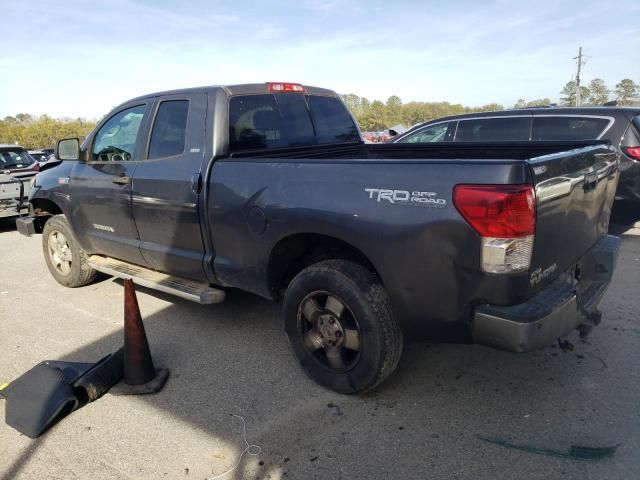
[87,255,225,304]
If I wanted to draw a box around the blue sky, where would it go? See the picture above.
[1,0,639,118]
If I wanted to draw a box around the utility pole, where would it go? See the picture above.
[573,46,585,106]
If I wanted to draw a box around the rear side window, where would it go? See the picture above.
[148,100,189,159]
[621,115,640,151]
[455,117,530,142]
[531,116,610,140]
[397,122,452,143]
[229,94,360,152]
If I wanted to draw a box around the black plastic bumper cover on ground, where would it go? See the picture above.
[1,349,124,438]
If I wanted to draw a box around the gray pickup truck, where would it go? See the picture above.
[18,83,621,393]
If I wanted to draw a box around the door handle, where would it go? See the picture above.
[111,175,131,185]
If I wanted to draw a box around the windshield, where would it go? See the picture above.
[0,150,36,169]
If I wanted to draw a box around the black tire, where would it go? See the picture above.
[283,260,403,394]
[42,215,97,288]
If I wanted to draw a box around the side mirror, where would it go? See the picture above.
[56,138,80,161]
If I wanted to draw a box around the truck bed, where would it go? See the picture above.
[228,140,608,160]
[209,140,618,334]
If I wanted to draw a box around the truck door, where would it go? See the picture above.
[69,103,151,266]
[130,93,208,281]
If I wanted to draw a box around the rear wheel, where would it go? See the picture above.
[42,215,97,287]
[283,260,402,394]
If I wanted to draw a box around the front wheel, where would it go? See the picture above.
[42,215,97,288]
[283,260,403,394]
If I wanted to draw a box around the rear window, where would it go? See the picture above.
[306,95,360,144]
[228,94,359,152]
[455,117,530,142]
[531,116,610,140]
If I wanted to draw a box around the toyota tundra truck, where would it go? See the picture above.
[17,83,621,393]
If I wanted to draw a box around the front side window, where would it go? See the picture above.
[92,105,145,161]
[531,116,611,140]
[148,100,189,159]
[397,123,451,143]
[455,117,530,142]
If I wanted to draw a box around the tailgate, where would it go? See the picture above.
[0,174,32,215]
[528,143,619,292]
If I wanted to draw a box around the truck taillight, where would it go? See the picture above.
[267,82,306,93]
[453,184,536,274]
[623,146,640,161]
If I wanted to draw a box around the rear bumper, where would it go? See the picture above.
[473,235,621,352]
[0,207,28,219]
[0,200,28,219]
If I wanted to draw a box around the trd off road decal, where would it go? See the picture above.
[365,188,447,207]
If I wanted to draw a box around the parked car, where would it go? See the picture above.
[17,83,620,393]
[28,150,51,164]
[0,145,39,218]
[391,107,640,202]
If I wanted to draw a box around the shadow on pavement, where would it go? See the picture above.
[0,217,18,234]
[610,201,639,235]
[6,276,637,480]
[1,437,45,480]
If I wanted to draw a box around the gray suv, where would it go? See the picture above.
[392,107,640,202]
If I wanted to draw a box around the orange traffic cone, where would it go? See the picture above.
[110,279,169,395]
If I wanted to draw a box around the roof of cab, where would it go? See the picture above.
[124,83,338,105]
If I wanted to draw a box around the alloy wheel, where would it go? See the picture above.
[47,230,72,276]
[297,291,361,371]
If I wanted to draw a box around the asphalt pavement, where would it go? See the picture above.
[1,208,639,480]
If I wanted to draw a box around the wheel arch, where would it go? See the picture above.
[266,232,382,299]
[29,198,64,234]
[31,198,63,216]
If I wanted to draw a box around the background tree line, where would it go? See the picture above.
[0,114,96,150]
[1,78,637,147]
[344,77,639,132]
[341,94,503,132]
